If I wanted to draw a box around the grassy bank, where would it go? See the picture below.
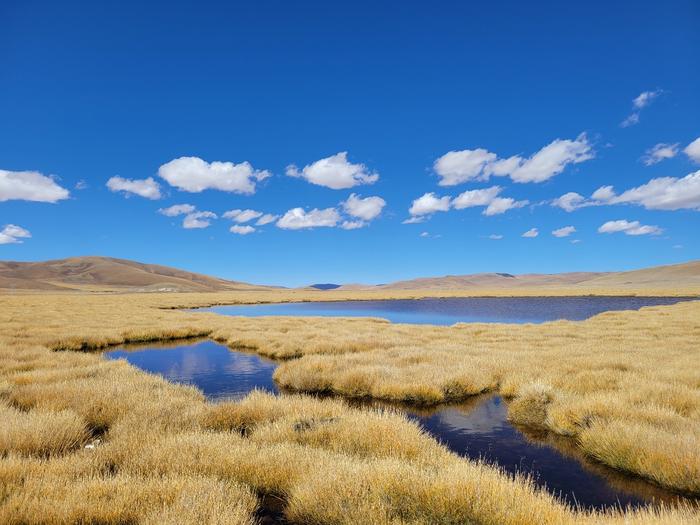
[0,291,698,523]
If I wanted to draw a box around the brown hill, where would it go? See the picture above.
[337,261,700,291]
[581,260,700,289]
[0,256,271,292]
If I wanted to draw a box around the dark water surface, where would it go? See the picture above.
[105,339,690,511]
[106,339,279,401]
[195,296,695,325]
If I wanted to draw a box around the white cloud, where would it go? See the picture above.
[642,143,679,166]
[230,224,256,235]
[591,185,615,201]
[342,193,386,221]
[255,213,279,226]
[634,90,662,109]
[0,169,70,203]
[488,234,503,240]
[340,220,366,230]
[408,186,526,221]
[509,134,593,183]
[158,157,270,194]
[434,134,593,185]
[552,192,587,212]
[483,197,528,216]
[276,207,341,230]
[223,209,263,223]
[434,149,497,185]
[522,228,538,238]
[598,220,662,236]
[0,224,32,244]
[107,176,162,199]
[620,113,640,128]
[603,170,700,211]
[621,90,662,127]
[286,152,378,190]
[419,231,430,238]
[684,137,700,164]
[408,192,451,216]
[452,186,502,209]
[75,180,88,190]
[182,211,217,229]
[158,204,196,217]
[552,226,576,238]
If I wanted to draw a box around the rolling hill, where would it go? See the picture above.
[0,256,272,292]
[336,261,700,291]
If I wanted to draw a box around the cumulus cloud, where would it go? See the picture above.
[223,209,263,223]
[598,220,662,236]
[509,135,594,183]
[340,220,366,230]
[522,228,539,238]
[684,137,700,164]
[484,197,528,216]
[602,170,700,211]
[0,224,32,244]
[551,192,588,212]
[158,157,270,194]
[286,152,378,189]
[158,204,196,216]
[276,207,341,230]
[621,90,662,127]
[182,211,217,229]
[552,170,700,213]
[434,134,593,185]
[433,149,497,185]
[452,186,502,209]
[552,226,576,238]
[408,192,451,216]
[419,231,430,238]
[642,143,679,166]
[342,193,386,221]
[107,176,162,199]
[230,225,256,235]
[0,169,70,203]
[255,213,279,226]
[407,187,526,221]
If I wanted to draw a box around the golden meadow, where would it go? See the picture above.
[0,289,698,524]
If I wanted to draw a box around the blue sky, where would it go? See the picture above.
[1,0,699,286]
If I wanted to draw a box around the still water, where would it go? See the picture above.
[195,296,695,325]
[105,339,689,510]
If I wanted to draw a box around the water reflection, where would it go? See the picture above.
[355,396,686,510]
[105,339,694,511]
[196,296,696,325]
[105,338,278,401]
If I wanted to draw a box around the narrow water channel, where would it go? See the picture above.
[105,338,691,511]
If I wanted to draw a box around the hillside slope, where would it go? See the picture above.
[0,256,270,292]
[337,261,700,291]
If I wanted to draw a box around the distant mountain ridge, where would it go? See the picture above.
[0,256,272,292]
[308,283,343,290]
[1,257,698,293]
[336,261,700,291]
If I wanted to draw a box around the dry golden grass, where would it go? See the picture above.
[0,290,698,523]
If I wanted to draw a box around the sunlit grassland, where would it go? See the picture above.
[0,290,698,523]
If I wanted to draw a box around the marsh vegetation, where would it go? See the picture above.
[0,290,698,523]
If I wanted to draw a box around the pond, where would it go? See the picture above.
[105,339,689,511]
[193,296,695,325]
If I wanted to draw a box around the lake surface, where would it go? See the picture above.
[195,296,695,325]
[105,339,688,510]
